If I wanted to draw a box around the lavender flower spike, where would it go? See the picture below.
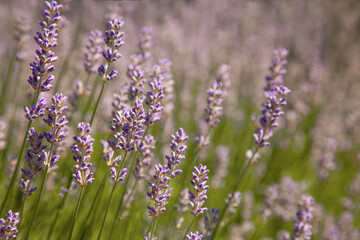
[293,195,314,240]
[189,164,209,216]
[84,30,104,74]
[186,232,203,240]
[166,128,189,179]
[252,48,291,150]
[144,66,166,126]
[0,210,20,239]
[98,18,125,82]
[70,122,95,186]
[147,164,172,217]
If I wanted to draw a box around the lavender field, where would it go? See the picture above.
[0,0,359,239]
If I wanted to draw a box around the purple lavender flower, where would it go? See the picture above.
[252,48,291,150]
[43,93,68,168]
[127,67,146,103]
[186,231,203,240]
[174,188,189,228]
[19,128,47,196]
[108,100,145,152]
[166,128,189,179]
[98,18,125,82]
[138,27,152,61]
[133,134,156,180]
[265,48,289,91]
[293,195,314,240]
[226,192,242,215]
[0,210,20,239]
[27,0,62,92]
[147,164,172,217]
[84,30,104,74]
[189,164,209,216]
[145,67,166,126]
[204,208,220,235]
[70,122,95,186]
[158,59,175,116]
[23,97,47,121]
[144,232,157,240]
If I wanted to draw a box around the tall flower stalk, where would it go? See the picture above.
[0,0,62,216]
[97,99,145,239]
[90,18,125,126]
[210,48,291,240]
[67,123,95,240]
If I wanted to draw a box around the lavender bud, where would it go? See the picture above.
[189,164,209,216]
[0,210,20,239]
[186,232,203,240]
[293,195,314,240]
[70,122,95,186]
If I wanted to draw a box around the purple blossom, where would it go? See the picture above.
[108,99,145,152]
[252,48,291,149]
[166,128,189,179]
[23,97,47,121]
[293,195,314,240]
[133,134,156,180]
[27,0,62,93]
[138,27,152,61]
[147,164,172,217]
[84,30,104,73]
[145,68,166,126]
[186,232,203,240]
[43,93,68,146]
[128,66,146,103]
[98,18,125,82]
[204,208,220,234]
[189,164,209,216]
[70,122,95,186]
[226,192,242,215]
[0,210,20,239]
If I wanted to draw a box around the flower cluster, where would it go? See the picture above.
[204,208,220,237]
[70,122,95,186]
[265,48,289,91]
[293,195,314,240]
[147,164,172,217]
[138,27,152,62]
[0,210,20,240]
[27,0,62,93]
[23,97,47,121]
[19,128,47,196]
[84,30,104,74]
[144,66,166,126]
[166,128,189,179]
[108,100,145,152]
[156,59,174,116]
[133,134,156,180]
[98,18,125,82]
[204,64,231,129]
[252,48,291,149]
[174,188,189,228]
[226,191,242,215]
[186,232,203,240]
[189,164,209,216]
[127,67,146,103]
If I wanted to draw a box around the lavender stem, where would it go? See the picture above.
[67,185,85,240]
[90,80,106,126]
[183,216,196,240]
[97,151,128,239]
[23,166,49,240]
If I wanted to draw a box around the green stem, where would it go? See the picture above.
[0,120,32,215]
[67,185,85,240]
[147,217,158,239]
[76,169,109,239]
[23,167,49,240]
[90,81,106,126]
[97,182,117,240]
[210,148,259,240]
[82,75,101,119]
[183,216,196,240]
[47,172,73,240]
